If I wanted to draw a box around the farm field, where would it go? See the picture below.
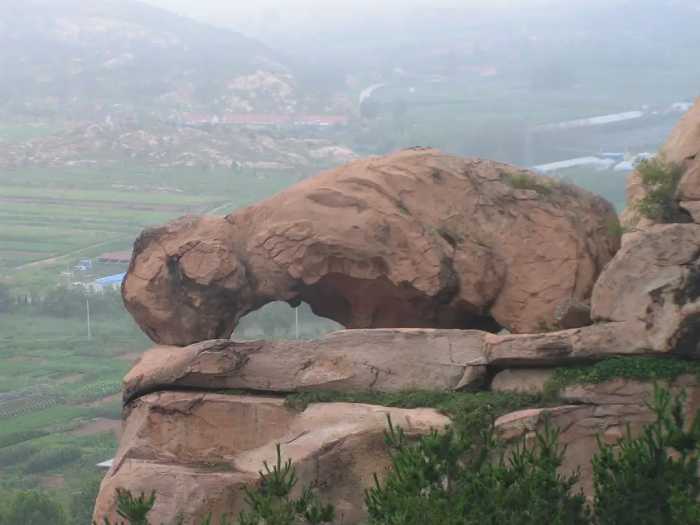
[0,165,304,290]
[0,163,311,510]
[0,310,148,508]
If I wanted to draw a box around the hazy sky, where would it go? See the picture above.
[142,0,558,36]
[144,0,536,16]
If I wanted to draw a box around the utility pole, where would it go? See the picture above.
[295,306,299,340]
[86,297,92,340]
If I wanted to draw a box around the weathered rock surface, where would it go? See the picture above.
[123,148,620,345]
[591,223,700,356]
[495,375,700,495]
[483,323,646,364]
[93,392,450,525]
[95,105,700,525]
[123,330,488,402]
[622,98,700,228]
[666,100,700,223]
[122,325,675,404]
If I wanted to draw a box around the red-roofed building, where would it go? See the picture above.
[294,115,349,127]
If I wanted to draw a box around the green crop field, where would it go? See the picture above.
[0,311,147,503]
[0,165,304,290]
[0,163,310,506]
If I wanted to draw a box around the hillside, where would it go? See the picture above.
[0,0,296,118]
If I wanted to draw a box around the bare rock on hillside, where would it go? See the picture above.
[123,148,620,346]
[591,223,700,356]
[622,98,700,229]
[495,375,700,495]
[92,392,450,525]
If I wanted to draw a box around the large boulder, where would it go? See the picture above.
[591,223,700,356]
[123,148,620,346]
[93,392,450,525]
[622,98,700,229]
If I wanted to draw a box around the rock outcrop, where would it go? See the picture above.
[665,100,700,222]
[496,375,700,495]
[121,325,658,407]
[94,108,700,524]
[94,392,449,525]
[622,98,700,229]
[592,223,700,356]
[123,148,620,346]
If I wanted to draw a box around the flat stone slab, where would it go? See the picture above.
[124,324,670,404]
[124,329,488,402]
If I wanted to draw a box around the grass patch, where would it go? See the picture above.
[543,357,700,397]
[503,172,554,195]
[285,390,545,428]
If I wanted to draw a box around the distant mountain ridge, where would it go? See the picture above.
[0,0,295,118]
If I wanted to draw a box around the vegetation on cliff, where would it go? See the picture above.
[636,158,687,223]
[365,415,589,525]
[543,356,700,398]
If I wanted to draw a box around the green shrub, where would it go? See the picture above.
[365,411,588,525]
[112,489,156,525]
[0,443,37,468]
[1,490,67,525]
[23,445,82,474]
[635,158,686,223]
[238,444,335,525]
[605,217,625,240]
[592,384,700,524]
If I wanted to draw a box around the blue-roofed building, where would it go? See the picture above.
[91,273,126,292]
